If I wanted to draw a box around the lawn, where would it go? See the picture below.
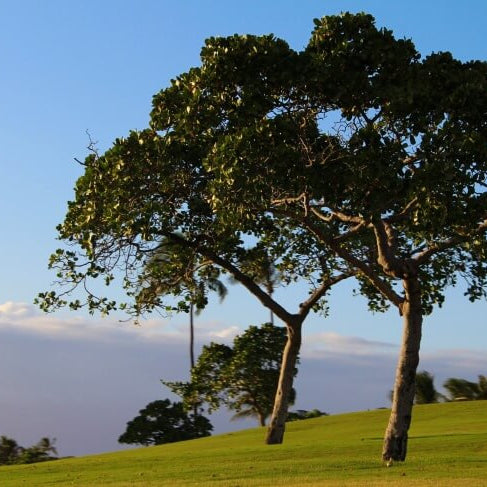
[1,401,486,486]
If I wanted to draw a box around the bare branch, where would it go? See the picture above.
[298,271,353,319]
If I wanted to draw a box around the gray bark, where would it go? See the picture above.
[265,322,302,444]
[382,275,422,462]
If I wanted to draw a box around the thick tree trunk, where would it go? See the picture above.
[265,321,302,444]
[382,276,422,462]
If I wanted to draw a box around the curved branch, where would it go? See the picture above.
[298,271,353,319]
[165,232,297,324]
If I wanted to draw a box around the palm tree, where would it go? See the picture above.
[137,238,227,371]
[187,277,227,369]
[229,248,280,324]
[414,371,442,404]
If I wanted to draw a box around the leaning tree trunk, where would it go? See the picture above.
[189,302,195,370]
[189,302,198,418]
[382,275,423,462]
[266,321,302,444]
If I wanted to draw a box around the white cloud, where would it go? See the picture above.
[209,326,240,339]
[0,301,36,319]
[0,301,242,345]
[302,331,397,358]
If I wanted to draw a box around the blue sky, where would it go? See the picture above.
[1,1,487,456]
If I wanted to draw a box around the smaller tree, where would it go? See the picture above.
[166,323,297,427]
[118,399,212,446]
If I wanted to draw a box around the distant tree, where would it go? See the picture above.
[443,375,487,401]
[166,323,297,427]
[415,371,441,404]
[17,437,58,464]
[287,409,328,422]
[118,399,212,446]
[477,375,487,399]
[137,237,228,371]
[0,436,21,465]
[0,436,57,465]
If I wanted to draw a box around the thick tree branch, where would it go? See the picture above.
[165,233,297,325]
[372,221,404,278]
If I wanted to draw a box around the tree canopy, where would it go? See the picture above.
[39,12,487,460]
[118,399,212,446]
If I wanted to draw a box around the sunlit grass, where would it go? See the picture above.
[1,401,486,486]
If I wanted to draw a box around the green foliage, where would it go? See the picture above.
[39,12,487,321]
[0,436,57,465]
[166,323,296,426]
[118,399,212,446]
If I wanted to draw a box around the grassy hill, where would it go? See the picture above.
[1,401,486,486]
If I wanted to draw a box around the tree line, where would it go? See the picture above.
[38,11,487,463]
[0,436,57,466]
[413,371,487,404]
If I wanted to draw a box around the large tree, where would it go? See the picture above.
[39,13,487,460]
[166,323,296,427]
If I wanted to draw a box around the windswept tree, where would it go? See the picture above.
[443,375,487,401]
[166,323,296,427]
[39,13,487,461]
[0,436,57,465]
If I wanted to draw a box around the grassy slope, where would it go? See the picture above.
[1,402,486,486]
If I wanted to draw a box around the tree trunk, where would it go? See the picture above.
[189,302,197,418]
[382,276,422,462]
[189,302,195,370]
[265,321,302,444]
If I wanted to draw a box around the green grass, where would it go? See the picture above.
[1,402,486,486]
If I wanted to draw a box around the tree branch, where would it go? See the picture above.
[372,221,404,278]
[414,218,487,265]
[384,197,418,223]
[165,233,297,325]
[298,271,353,319]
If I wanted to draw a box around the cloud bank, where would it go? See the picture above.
[1,301,486,458]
